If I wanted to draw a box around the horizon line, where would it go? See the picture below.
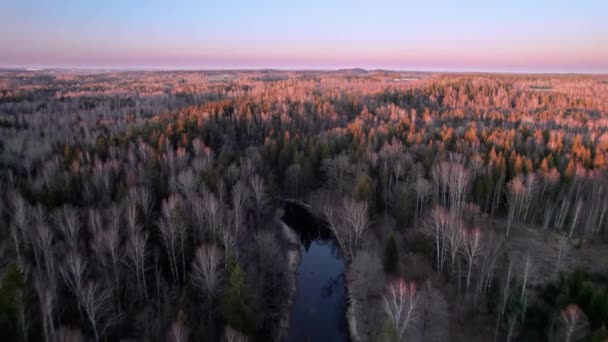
[1,66,607,76]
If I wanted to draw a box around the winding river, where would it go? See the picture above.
[283,203,350,342]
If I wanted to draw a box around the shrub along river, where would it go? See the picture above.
[283,203,350,342]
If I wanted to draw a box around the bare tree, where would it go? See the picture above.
[517,253,534,303]
[171,167,198,194]
[462,227,482,291]
[124,198,140,236]
[80,281,112,341]
[521,174,538,223]
[569,198,584,238]
[32,208,57,283]
[543,203,555,231]
[221,213,237,261]
[191,244,223,302]
[431,160,470,216]
[135,186,154,223]
[506,174,540,233]
[391,157,407,203]
[319,193,371,260]
[223,326,248,342]
[495,259,514,341]
[413,176,432,220]
[321,202,343,253]
[203,190,224,243]
[506,309,521,342]
[231,180,249,236]
[90,208,123,310]
[192,137,206,156]
[446,215,464,273]
[557,304,589,342]
[431,161,451,207]
[249,174,267,226]
[424,206,450,272]
[383,279,420,342]
[127,229,148,302]
[188,194,207,244]
[60,251,87,309]
[506,177,525,237]
[448,162,470,216]
[555,188,573,232]
[516,252,535,322]
[475,232,502,302]
[158,194,187,285]
[9,193,30,267]
[54,205,81,252]
[341,197,369,258]
[217,178,227,207]
[167,320,188,342]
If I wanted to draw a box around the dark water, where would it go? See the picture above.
[283,203,349,342]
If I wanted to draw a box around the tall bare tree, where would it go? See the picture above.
[231,180,250,236]
[462,227,482,291]
[60,251,87,310]
[90,208,123,310]
[127,229,148,302]
[383,279,420,342]
[506,177,525,237]
[424,206,450,272]
[191,244,223,302]
[158,194,187,285]
[413,176,432,220]
[54,205,81,252]
[80,281,112,341]
[249,174,267,226]
[341,197,369,258]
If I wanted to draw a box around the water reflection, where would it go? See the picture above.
[284,203,349,342]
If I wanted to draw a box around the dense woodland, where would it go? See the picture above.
[1,69,608,341]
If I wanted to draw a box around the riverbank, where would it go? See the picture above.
[274,213,302,341]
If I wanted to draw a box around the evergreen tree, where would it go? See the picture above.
[221,259,256,336]
[353,172,376,217]
[383,235,399,274]
[392,190,413,228]
[0,263,25,340]
[473,176,485,209]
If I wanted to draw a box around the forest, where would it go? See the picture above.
[1,69,608,342]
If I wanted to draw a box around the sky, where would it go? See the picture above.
[1,0,607,73]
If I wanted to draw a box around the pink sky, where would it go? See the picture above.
[1,0,607,72]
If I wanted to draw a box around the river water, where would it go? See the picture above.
[284,203,350,342]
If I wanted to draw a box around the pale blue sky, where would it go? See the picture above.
[1,0,606,72]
